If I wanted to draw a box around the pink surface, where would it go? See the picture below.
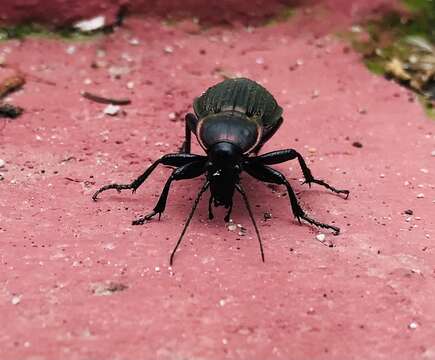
[1,2,435,360]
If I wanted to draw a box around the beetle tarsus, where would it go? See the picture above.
[92,183,133,201]
[303,179,349,198]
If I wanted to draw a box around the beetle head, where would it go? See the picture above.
[208,141,242,169]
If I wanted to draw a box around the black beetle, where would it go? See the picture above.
[93,78,349,264]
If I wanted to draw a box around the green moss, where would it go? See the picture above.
[0,23,104,42]
[263,5,295,26]
[348,0,435,118]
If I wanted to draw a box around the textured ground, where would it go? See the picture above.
[1,1,435,359]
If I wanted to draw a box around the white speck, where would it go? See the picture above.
[0,159,5,168]
[103,243,116,250]
[404,181,410,186]
[380,173,385,178]
[420,168,429,174]
[219,299,227,306]
[296,59,304,66]
[164,45,174,54]
[23,341,30,348]
[126,81,134,89]
[255,57,264,64]
[66,45,76,55]
[316,233,326,242]
[222,338,228,345]
[11,295,21,305]
[405,217,412,222]
[83,78,92,85]
[35,135,42,141]
[227,220,237,231]
[351,25,362,33]
[415,216,421,220]
[129,38,140,45]
[74,15,106,32]
[311,89,320,98]
[168,112,177,120]
[103,104,120,116]
[408,321,418,329]
[417,193,425,199]
[431,150,435,157]
[154,266,160,272]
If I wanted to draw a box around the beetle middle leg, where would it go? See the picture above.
[249,149,349,198]
[92,153,204,201]
[179,113,198,154]
[245,162,340,234]
[132,159,206,225]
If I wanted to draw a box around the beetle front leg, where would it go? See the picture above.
[245,163,340,235]
[250,149,349,198]
[133,159,206,225]
[92,153,204,201]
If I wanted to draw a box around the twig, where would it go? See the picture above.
[81,91,131,105]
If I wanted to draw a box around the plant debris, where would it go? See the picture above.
[91,281,128,296]
[0,103,23,118]
[81,91,131,105]
[0,74,25,99]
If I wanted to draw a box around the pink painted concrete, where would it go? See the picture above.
[1,2,435,360]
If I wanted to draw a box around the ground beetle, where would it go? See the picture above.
[93,78,349,264]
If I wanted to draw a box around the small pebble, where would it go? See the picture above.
[358,107,367,115]
[416,193,425,199]
[11,295,21,305]
[66,45,76,55]
[126,81,134,89]
[164,45,174,54]
[352,141,363,148]
[408,321,418,330]
[155,266,160,272]
[227,223,237,231]
[311,90,320,99]
[129,38,140,46]
[168,112,177,121]
[404,209,413,215]
[103,104,120,116]
[380,174,385,178]
[431,150,435,157]
[0,159,5,168]
[316,233,326,242]
[420,168,429,174]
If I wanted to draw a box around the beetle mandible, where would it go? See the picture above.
[92,78,349,264]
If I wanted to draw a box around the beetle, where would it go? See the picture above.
[92,78,349,265]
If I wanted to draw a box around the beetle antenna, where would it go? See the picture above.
[170,181,210,266]
[235,184,265,262]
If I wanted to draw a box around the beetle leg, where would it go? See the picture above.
[245,163,341,235]
[249,149,349,198]
[92,153,204,201]
[132,159,206,225]
[224,202,233,223]
[179,113,198,154]
[208,196,214,220]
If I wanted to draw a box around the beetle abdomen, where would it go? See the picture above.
[193,78,282,128]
